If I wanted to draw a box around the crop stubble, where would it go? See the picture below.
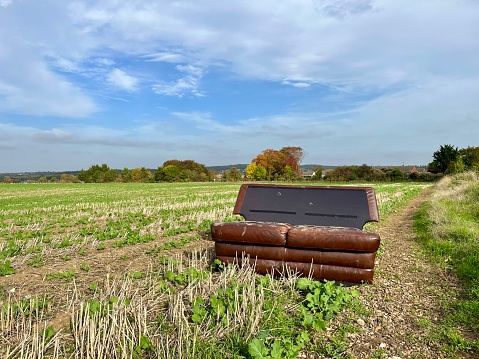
[0,181,429,357]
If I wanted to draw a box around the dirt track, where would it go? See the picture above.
[335,190,456,359]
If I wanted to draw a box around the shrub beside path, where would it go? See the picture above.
[330,190,456,359]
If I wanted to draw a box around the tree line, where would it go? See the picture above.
[76,161,215,183]
[427,144,479,174]
[3,144,477,184]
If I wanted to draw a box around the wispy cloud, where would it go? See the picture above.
[106,68,139,92]
[153,64,204,97]
[315,0,376,19]
[31,128,75,142]
[144,52,188,63]
[282,81,311,88]
[0,0,13,8]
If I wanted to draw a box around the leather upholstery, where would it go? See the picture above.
[215,242,376,269]
[211,221,291,246]
[217,256,375,284]
[287,225,380,252]
[212,184,381,284]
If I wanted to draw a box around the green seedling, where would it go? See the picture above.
[80,262,90,272]
[46,270,76,281]
[0,260,15,276]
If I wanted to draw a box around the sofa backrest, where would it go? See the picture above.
[233,184,379,229]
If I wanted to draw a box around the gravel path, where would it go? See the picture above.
[334,190,456,359]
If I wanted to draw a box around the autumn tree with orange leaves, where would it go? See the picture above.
[247,146,305,181]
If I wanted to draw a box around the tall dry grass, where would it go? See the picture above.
[415,170,479,354]
[427,171,479,241]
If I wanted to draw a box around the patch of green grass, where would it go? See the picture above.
[414,172,479,356]
[46,269,76,281]
[27,254,45,267]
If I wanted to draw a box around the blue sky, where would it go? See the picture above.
[1,0,479,172]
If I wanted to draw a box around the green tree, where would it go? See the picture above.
[157,165,181,182]
[245,163,267,180]
[282,165,296,181]
[223,167,243,181]
[325,166,355,181]
[104,169,119,182]
[357,164,375,181]
[229,167,242,181]
[121,168,132,182]
[78,164,118,183]
[427,161,440,174]
[446,157,466,174]
[460,146,479,169]
[386,168,405,181]
[131,167,152,182]
[310,166,323,181]
[430,144,460,173]
[157,160,212,182]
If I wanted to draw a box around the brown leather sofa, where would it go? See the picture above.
[211,184,381,284]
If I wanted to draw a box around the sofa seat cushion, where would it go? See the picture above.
[211,221,292,246]
[287,225,380,252]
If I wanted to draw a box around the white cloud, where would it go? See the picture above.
[0,1,98,117]
[106,68,139,92]
[176,64,203,77]
[0,0,13,8]
[315,0,376,19]
[2,0,479,170]
[144,52,187,63]
[93,58,115,67]
[282,80,311,88]
[152,78,203,97]
[50,56,82,73]
[0,57,97,117]
[152,64,204,97]
[66,0,478,94]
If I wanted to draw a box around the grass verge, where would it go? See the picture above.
[414,171,479,357]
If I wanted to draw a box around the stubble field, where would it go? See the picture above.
[0,181,429,358]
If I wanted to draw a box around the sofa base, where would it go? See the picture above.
[216,255,375,284]
[215,242,376,269]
